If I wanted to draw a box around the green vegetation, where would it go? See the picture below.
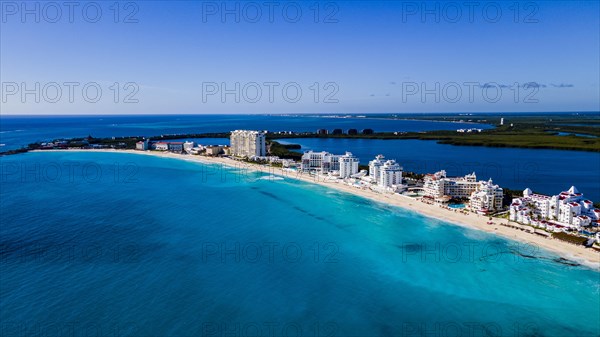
[403,171,425,180]
[551,232,589,245]
[269,113,600,152]
[0,147,31,156]
[270,127,600,152]
[503,188,524,197]
[4,113,599,157]
[267,141,303,160]
[502,188,524,207]
[151,132,230,140]
[88,137,139,148]
[1,132,233,156]
[300,113,600,128]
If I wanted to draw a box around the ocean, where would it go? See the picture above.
[0,114,493,152]
[1,114,599,200]
[1,151,599,337]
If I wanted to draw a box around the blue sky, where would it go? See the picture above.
[1,0,599,114]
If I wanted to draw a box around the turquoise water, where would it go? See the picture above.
[448,204,466,209]
[1,152,599,337]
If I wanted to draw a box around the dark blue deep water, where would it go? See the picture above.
[0,114,492,151]
[1,151,599,337]
[1,114,598,200]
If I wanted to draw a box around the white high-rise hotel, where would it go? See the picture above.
[368,155,385,182]
[368,155,403,190]
[339,152,360,179]
[379,159,403,188]
[230,130,266,157]
[470,179,504,213]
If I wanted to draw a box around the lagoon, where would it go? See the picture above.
[277,138,600,200]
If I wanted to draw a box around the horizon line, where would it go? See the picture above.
[1,111,599,117]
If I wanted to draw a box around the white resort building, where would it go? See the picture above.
[368,155,386,183]
[153,142,169,151]
[300,151,342,173]
[183,141,195,153]
[423,170,504,213]
[378,159,403,189]
[509,186,600,230]
[338,152,360,179]
[366,155,404,192]
[469,179,504,214]
[230,130,266,157]
[423,170,478,201]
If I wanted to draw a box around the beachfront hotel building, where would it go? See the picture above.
[338,152,360,178]
[423,170,478,201]
[204,145,224,156]
[368,155,386,183]
[183,141,195,153]
[168,142,184,153]
[230,130,266,158]
[135,139,149,151]
[469,179,504,214]
[153,142,169,151]
[379,160,403,189]
[300,151,341,173]
[366,155,404,191]
[150,141,184,153]
[509,186,600,230]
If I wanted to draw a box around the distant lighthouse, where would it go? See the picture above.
[500,118,504,126]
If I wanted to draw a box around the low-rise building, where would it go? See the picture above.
[222,146,231,155]
[509,186,599,230]
[183,141,195,153]
[301,151,341,173]
[423,170,478,201]
[135,139,149,151]
[153,142,169,151]
[204,145,223,156]
[168,142,184,153]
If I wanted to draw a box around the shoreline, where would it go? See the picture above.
[29,149,600,269]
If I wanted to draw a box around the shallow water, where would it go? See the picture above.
[1,152,598,337]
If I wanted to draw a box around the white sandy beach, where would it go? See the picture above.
[34,149,600,268]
